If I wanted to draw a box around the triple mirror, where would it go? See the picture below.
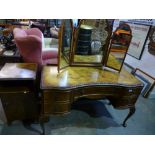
[58,19,112,72]
[58,20,132,72]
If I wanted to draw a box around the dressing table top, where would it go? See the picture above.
[41,65,142,89]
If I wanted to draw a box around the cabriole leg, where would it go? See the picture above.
[122,107,136,127]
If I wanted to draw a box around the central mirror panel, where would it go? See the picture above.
[71,19,111,66]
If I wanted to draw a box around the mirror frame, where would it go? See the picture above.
[70,19,112,67]
[104,23,132,72]
[58,19,73,72]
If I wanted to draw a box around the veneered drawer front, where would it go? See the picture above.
[54,103,71,114]
[43,90,71,102]
[109,94,139,109]
[44,101,70,115]
[114,87,142,96]
[43,90,71,115]
[84,86,115,95]
[73,86,115,98]
[43,103,52,114]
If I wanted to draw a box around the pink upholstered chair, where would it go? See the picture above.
[13,28,58,68]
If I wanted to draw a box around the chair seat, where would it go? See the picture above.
[42,50,58,60]
[42,58,58,65]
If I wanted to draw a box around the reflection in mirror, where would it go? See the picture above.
[71,19,110,66]
[62,19,73,62]
[58,19,73,72]
[105,23,132,72]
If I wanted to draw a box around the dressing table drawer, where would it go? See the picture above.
[43,90,71,102]
[73,86,115,100]
[43,102,70,115]
[43,90,72,114]
[110,94,139,109]
[114,87,142,96]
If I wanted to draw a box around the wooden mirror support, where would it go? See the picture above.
[70,19,112,67]
[58,19,73,72]
[104,23,132,72]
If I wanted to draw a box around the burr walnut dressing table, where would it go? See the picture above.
[40,20,143,134]
[41,65,143,128]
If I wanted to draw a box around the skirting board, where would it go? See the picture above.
[148,92,155,99]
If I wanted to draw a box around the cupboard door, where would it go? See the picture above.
[0,91,38,123]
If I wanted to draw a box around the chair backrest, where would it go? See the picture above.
[13,28,43,66]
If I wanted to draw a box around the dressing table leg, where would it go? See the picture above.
[40,122,45,135]
[22,119,45,135]
[122,106,136,127]
[39,115,49,135]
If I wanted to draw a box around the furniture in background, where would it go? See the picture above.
[30,20,61,38]
[0,63,39,124]
[30,22,46,34]
[0,23,16,31]
[0,19,62,37]
[49,19,62,38]
[50,26,59,39]
[0,49,22,66]
[0,27,22,66]
[0,24,17,51]
[13,28,58,69]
